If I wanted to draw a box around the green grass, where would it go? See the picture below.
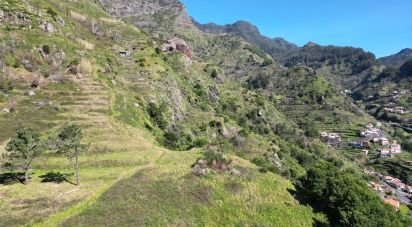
[61,152,323,226]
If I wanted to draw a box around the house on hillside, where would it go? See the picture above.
[385,176,405,190]
[380,149,393,158]
[320,132,342,147]
[405,185,412,194]
[369,182,384,193]
[389,141,402,153]
[119,50,131,57]
[361,125,385,141]
[384,198,400,210]
[380,141,402,158]
[350,141,370,149]
[384,106,405,114]
[373,137,389,145]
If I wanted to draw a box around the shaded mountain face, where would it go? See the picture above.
[193,19,298,60]
[379,48,412,67]
[282,43,383,89]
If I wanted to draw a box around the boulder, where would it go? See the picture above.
[230,168,241,176]
[192,159,209,176]
[267,152,282,168]
[56,16,65,26]
[21,59,34,72]
[27,90,36,96]
[40,22,55,33]
[2,108,10,113]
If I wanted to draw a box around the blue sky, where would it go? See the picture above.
[181,0,412,57]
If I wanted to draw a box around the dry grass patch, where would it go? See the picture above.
[76,58,93,76]
[69,11,87,23]
[75,39,94,50]
[99,17,121,24]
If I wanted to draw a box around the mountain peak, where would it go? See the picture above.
[379,47,412,67]
[304,41,319,47]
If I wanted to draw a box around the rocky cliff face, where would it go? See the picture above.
[193,19,298,61]
[98,0,197,36]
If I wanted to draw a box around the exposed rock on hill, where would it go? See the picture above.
[162,37,192,59]
[98,0,198,36]
[194,20,298,61]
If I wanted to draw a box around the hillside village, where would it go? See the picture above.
[365,168,412,209]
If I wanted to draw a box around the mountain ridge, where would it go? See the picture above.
[379,48,412,67]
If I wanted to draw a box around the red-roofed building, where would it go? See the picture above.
[384,198,400,210]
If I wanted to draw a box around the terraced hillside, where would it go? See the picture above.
[0,0,411,226]
[0,0,323,226]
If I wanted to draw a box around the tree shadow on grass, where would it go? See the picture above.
[287,188,329,227]
[39,172,75,184]
[0,172,25,185]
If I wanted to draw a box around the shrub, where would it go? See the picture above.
[5,54,20,68]
[0,73,15,93]
[76,58,93,75]
[163,127,193,150]
[155,47,162,55]
[46,7,58,19]
[42,45,51,55]
[203,150,232,171]
[147,102,168,129]
[211,69,218,78]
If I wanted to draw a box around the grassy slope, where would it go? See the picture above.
[0,0,321,226]
[62,152,319,227]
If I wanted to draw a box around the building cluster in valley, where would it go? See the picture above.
[365,169,412,210]
[383,103,407,115]
[352,123,402,158]
[372,90,409,115]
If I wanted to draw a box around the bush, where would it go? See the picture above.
[46,7,58,19]
[163,126,193,150]
[252,156,279,173]
[0,73,15,93]
[203,150,232,171]
[211,69,218,78]
[76,58,93,75]
[5,54,20,68]
[42,45,51,55]
[147,102,168,129]
[155,47,162,55]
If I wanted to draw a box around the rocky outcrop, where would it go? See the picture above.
[162,37,192,59]
[40,21,55,33]
[98,0,198,35]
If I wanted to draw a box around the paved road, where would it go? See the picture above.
[381,181,411,205]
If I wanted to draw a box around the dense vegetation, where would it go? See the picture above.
[296,161,412,226]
